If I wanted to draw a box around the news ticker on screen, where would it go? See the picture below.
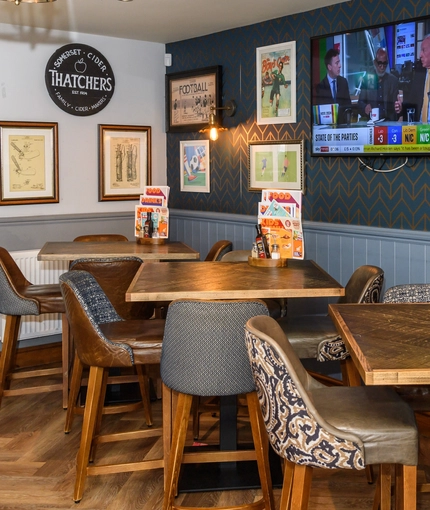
[313,124,430,154]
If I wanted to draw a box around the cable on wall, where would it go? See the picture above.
[358,157,410,173]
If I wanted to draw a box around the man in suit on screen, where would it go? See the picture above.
[314,48,352,124]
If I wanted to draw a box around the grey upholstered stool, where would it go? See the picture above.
[161,299,275,510]
[245,315,418,510]
[60,270,164,502]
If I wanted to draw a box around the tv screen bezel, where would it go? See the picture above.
[310,15,430,158]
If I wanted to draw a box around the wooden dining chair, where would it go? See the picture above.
[59,270,164,502]
[245,315,418,510]
[73,234,128,242]
[161,299,274,510]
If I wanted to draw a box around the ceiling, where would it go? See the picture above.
[0,0,346,44]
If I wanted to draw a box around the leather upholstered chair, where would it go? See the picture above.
[204,239,233,261]
[245,315,418,510]
[161,299,274,510]
[64,257,157,432]
[0,246,67,408]
[73,234,128,242]
[59,270,164,502]
[277,265,384,385]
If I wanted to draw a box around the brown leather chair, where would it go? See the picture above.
[0,246,67,408]
[59,270,164,502]
[64,257,156,432]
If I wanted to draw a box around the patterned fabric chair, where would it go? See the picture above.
[245,315,418,510]
[64,256,157,432]
[59,270,164,502]
[0,246,67,408]
[161,299,274,510]
[277,265,384,382]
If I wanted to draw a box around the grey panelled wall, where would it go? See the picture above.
[169,209,430,294]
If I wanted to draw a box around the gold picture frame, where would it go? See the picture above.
[249,139,305,193]
[0,121,59,206]
[99,124,152,201]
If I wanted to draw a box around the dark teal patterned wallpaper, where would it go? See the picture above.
[166,0,430,230]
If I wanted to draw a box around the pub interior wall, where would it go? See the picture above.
[0,23,166,222]
[166,0,430,232]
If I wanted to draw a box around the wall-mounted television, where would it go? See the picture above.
[311,16,430,157]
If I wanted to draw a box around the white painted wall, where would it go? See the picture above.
[0,23,166,218]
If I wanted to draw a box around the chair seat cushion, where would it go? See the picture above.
[310,386,418,466]
[22,283,65,314]
[277,315,339,358]
[99,319,164,364]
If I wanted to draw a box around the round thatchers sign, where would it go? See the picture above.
[45,43,115,116]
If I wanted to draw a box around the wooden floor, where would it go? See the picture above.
[1,388,430,509]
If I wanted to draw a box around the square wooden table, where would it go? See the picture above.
[328,303,430,386]
[38,240,200,262]
[128,258,345,492]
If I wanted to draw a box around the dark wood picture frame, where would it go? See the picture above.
[166,65,222,133]
[99,124,152,201]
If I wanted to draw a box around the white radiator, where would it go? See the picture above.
[0,250,69,341]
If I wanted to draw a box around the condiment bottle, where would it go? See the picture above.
[255,225,266,258]
[271,244,280,259]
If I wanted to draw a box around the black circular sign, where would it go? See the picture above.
[45,43,115,116]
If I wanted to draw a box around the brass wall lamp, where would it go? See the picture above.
[200,99,237,141]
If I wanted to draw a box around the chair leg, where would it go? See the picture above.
[163,392,193,510]
[89,369,109,463]
[61,314,70,409]
[0,315,21,407]
[246,391,275,510]
[290,464,312,510]
[73,365,105,503]
[375,464,391,510]
[136,364,153,427]
[395,464,417,510]
[279,460,295,510]
[64,354,84,433]
[192,396,200,439]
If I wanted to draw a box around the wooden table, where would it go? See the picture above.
[329,303,430,386]
[128,258,345,492]
[126,259,345,302]
[38,240,200,262]
[37,240,199,408]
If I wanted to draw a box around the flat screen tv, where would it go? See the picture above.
[311,16,430,157]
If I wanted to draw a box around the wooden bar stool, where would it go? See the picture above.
[59,270,164,502]
[0,246,67,408]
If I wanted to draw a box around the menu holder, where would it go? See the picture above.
[248,256,288,268]
[136,238,166,245]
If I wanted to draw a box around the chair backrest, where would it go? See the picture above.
[220,250,250,262]
[383,283,430,303]
[59,270,134,368]
[0,246,39,316]
[339,265,384,304]
[204,240,233,261]
[73,234,128,242]
[160,299,269,397]
[70,257,154,320]
[245,315,365,470]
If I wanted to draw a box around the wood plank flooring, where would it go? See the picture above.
[0,389,430,509]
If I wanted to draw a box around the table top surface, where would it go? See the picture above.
[127,259,345,302]
[329,303,430,385]
[37,241,200,261]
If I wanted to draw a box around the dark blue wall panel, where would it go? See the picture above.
[166,0,430,230]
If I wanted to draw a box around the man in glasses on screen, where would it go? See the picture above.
[357,48,402,122]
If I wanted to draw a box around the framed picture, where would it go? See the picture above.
[166,66,221,133]
[0,121,58,206]
[99,124,151,201]
[256,41,296,125]
[248,139,305,192]
[180,140,210,193]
